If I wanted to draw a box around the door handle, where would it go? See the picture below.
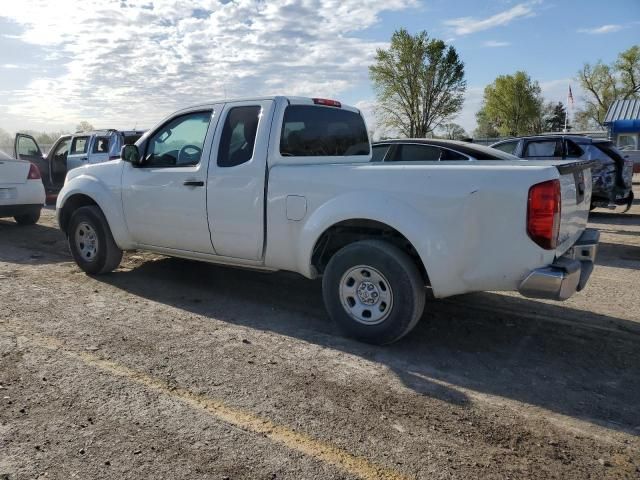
[183,180,204,187]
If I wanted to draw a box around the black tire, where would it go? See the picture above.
[322,239,426,345]
[14,209,41,225]
[68,206,122,274]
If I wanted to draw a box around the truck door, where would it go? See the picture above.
[207,100,275,260]
[88,134,112,164]
[121,107,220,253]
[14,133,49,182]
[67,135,91,171]
[48,136,72,189]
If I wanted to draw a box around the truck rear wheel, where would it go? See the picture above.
[322,239,426,345]
[68,206,122,274]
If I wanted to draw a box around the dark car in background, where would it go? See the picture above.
[491,135,634,211]
[14,129,145,204]
[372,138,523,162]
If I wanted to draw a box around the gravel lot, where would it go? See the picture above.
[1,181,639,479]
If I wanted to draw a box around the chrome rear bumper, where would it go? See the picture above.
[518,229,600,301]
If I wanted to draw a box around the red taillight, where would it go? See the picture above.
[527,179,561,250]
[312,98,341,108]
[27,163,41,180]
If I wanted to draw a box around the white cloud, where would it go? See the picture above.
[443,2,538,35]
[577,24,624,34]
[0,0,416,131]
[482,40,510,48]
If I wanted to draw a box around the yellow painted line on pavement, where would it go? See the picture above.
[16,330,410,480]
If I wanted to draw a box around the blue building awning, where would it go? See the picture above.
[604,99,640,124]
[611,119,640,133]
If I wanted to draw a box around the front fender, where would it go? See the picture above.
[295,191,448,296]
[56,172,134,249]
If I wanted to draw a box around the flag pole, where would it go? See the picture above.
[564,86,569,132]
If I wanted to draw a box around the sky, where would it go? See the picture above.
[0,0,638,138]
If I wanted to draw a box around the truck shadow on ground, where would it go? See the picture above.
[97,256,640,436]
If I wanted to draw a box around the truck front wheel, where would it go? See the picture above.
[68,206,122,274]
[322,239,426,345]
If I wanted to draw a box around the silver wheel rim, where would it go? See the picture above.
[339,265,393,325]
[75,221,99,262]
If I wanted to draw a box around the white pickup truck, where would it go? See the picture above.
[56,96,599,344]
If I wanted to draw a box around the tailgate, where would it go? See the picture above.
[555,161,594,257]
[0,157,30,185]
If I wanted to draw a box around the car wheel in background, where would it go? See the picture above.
[14,209,41,225]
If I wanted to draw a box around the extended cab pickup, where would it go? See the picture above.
[56,96,599,344]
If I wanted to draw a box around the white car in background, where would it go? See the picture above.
[0,149,45,225]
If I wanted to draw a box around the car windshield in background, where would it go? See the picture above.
[280,105,370,157]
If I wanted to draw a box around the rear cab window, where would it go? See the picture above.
[280,105,369,157]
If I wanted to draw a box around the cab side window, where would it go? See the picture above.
[70,137,89,155]
[144,111,212,167]
[92,136,110,153]
[218,106,262,167]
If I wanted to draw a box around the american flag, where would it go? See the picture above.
[568,85,574,106]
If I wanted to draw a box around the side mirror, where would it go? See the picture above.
[121,144,141,165]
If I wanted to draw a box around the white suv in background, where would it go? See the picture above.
[14,129,145,203]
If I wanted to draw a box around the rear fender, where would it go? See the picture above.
[296,192,446,295]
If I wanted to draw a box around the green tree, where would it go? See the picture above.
[76,121,95,132]
[473,108,499,138]
[369,29,466,137]
[544,102,568,132]
[576,61,619,127]
[616,45,640,98]
[576,45,639,127]
[476,71,543,137]
[438,122,467,139]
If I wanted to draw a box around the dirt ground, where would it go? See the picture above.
[1,181,639,480]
